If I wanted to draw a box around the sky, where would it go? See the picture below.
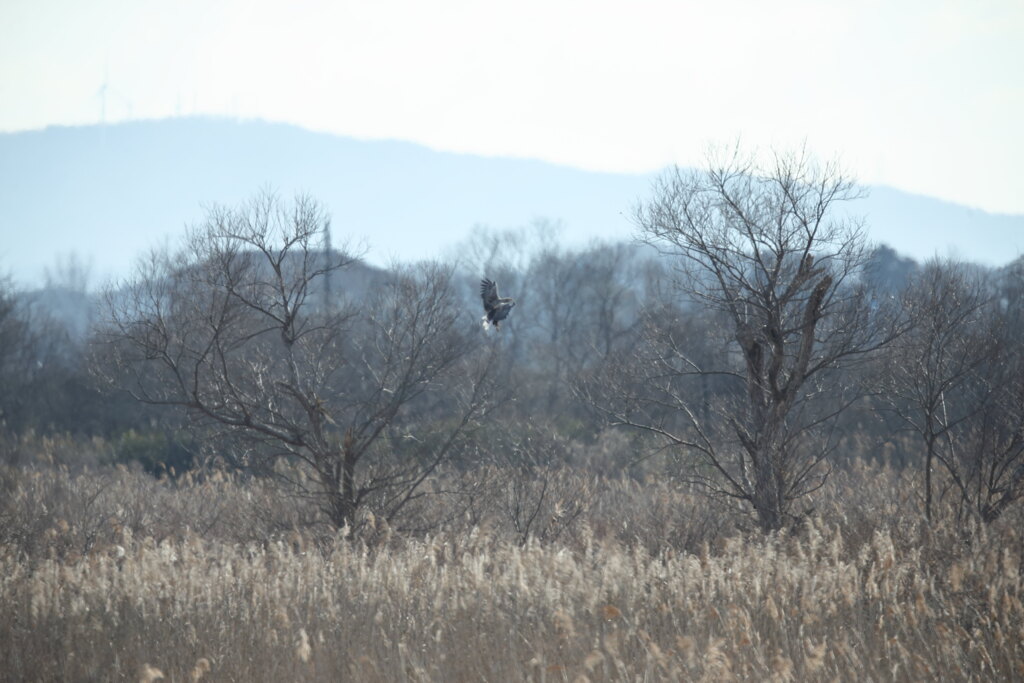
[1,0,1022,215]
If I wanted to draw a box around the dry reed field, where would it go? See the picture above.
[1,450,1022,682]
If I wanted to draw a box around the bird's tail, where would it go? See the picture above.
[481,315,491,331]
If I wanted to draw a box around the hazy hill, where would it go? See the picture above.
[1,118,1021,286]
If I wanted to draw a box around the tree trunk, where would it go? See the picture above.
[924,428,936,523]
[325,431,359,529]
[751,443,786,532]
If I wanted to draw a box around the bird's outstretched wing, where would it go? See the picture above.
[481,278,499,311]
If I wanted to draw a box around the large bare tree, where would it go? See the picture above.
[96,192,499,530]
[584,147,902,531]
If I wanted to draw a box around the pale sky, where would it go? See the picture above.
[1,0,1022,214]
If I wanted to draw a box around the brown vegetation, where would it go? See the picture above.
[1,439,1021,681]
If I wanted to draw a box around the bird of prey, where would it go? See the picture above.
[480,278,515,330]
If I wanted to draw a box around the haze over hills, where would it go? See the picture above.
[1,118,1021,287]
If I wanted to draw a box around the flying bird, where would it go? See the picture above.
[480,278,515,330]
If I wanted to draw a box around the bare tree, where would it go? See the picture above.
[968,260,1024,522]
[0,277,38,433]
[526,239,591,412]
[0,276,78,437]
[528,241,647,394]
[96,192,499,530]
[885,260,1024,524]
[956,364,1024,524]
[881,260,996,521]
[44,252,94,294]
[575,242,647,360]
[583,146,902,531]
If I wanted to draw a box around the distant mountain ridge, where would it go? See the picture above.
[1,118,1021,286]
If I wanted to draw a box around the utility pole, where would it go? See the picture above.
[323,219,333,311]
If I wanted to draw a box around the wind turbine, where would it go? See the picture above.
[97,63,109,125]
[95,61,133,126]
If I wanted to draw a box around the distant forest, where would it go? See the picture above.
[2,152,1021,532]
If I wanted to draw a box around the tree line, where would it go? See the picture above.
[2,147,1022,534]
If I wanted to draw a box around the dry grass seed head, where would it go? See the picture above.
[583,649,604,672]
[296,627,312,663]
[601,604,622,621]
[553,608,576,639]
[190,658,212,682]
[805,639,827,674]
[769,649,796,682]
[702,637,732,681]
[139,664,164,683]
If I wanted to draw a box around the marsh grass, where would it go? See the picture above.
[0,452,1021,681]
